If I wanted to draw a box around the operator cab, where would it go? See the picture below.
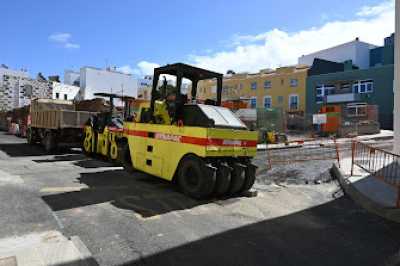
[88,93,136,133]
[144,63,247,130]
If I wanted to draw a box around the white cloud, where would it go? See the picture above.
[357,0,394,17]
[118,61,160,77]
[48,32,80,49]
[64,43,80,49]
[117,65,135,75]
[135,61,160,76]
[48,33,71,43]
[189,0,395,73]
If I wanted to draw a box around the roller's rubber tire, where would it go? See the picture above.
[214,163,232,197]
[82,127,94,156]
[240,164,257,193]
[177,155,216,200]
[44,133,56,153]
[228,163,246,195]
[122,144,135,174]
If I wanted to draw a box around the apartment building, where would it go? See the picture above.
[0,66,52,111]
[197,65,309,113]
[52,82,80,100]
[306,34,395,129]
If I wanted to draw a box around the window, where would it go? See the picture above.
[325,86,335,95]
[264,96,272,109]
[250,97,257,108]
[315,85,335,103]
[347,103,368,117]
[316,86,324,103]
[64,94,68,100]
[289,94,299,110]
[353,80,374,94]
[290,79,298,87]
[264,80,271,89]
[55,93,59,99]
[251,82,257,90]
[277,96,284,104]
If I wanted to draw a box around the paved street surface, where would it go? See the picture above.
[1,131,400,266]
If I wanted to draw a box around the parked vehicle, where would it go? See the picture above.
[118,63,258,199]
[27,99,94,152]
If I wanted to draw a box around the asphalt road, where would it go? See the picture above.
[0,131,400,266]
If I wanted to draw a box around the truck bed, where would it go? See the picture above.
[30,110,93,129]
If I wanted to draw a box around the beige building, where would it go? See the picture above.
[197,65,309,113]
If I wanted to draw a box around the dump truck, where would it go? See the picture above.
[117,63,258,199]
[27,99,94,152]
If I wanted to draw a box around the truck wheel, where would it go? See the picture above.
[122,144,135,173]
[44,133,56,153]
[27,128,35,145]
[214,163,231,197]
[240,164,257,193]
[177,155,216,200]
[228,163,246,195]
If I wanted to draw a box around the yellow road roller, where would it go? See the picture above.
[119,63,258,199]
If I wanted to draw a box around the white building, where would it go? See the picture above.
[52,82,80,100]
[64,70,80,86]
[0,65,52,111]
[298,38,377,69]
[75,66,138,100]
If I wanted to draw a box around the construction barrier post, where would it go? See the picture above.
[351,140,355,176]
[334,138,341,168]
[397,187,400,208]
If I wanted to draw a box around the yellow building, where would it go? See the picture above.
[197,65,309,113]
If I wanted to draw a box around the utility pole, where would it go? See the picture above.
[395,0,400,154]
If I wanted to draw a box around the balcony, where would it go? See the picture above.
[325,93,361,104]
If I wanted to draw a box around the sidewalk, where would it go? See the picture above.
[332,158,400,222]
[0,231,96,266]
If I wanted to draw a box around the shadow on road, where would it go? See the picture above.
[33,154,116,169]
[122,196,400,266]
[0,143,80,157]
[42,170,209,218]
[34,154,87,163]
[73,159,117,169]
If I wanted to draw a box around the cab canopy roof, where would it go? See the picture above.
[93,93,135,101]
[154,63,222,81]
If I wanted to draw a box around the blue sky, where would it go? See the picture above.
[0,0,394,78]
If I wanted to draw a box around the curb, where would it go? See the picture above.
[331,163,400,223]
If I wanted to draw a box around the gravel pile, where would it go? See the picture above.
[253,150,334,186]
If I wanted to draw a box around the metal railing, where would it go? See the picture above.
[351,141,400,207]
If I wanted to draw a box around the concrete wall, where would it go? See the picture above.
[306,65,394,129]
[299,40,376,69]
[64,70,80,86]
[78,67,137,100]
